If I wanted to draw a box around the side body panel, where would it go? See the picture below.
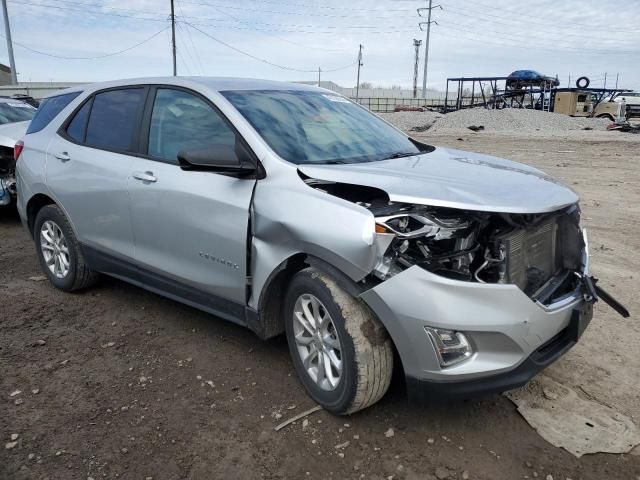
[129,158,255,304]
[45,134,137,262]
[247,159,381,310]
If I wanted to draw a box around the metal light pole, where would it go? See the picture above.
[1,0,18,85]
[170,0,177,76]
[412,39,422,99]
[355,44,363,101]
[418,1,441,98]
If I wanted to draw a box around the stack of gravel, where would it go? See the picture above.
[379,108,611,134]
[378,111,442,132]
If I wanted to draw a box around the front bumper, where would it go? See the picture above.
[360,257,591,399]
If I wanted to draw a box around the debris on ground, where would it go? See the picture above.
[506,375,640,457]
[274,405,322,432]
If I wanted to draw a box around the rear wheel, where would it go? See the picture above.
[34,204,98,291]
[284,267,393,414]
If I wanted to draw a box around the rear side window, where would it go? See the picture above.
[66,98,93,143]
[26,92,81,134]
[85,88,145,151]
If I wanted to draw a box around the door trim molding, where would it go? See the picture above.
[83,244,247,326]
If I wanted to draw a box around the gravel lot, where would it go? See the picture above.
[1,122,639,479]
[379,107,612,135]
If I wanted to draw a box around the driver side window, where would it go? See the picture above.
[147,88,236,163]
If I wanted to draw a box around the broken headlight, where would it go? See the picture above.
[372,206,476,281]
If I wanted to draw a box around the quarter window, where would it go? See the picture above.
[85,88,145,151]
[26,92,81,134]
[147,88,236,163]
[65,98,93,143]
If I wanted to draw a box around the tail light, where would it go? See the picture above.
[14,140,24,162]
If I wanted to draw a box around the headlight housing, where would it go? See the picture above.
[424,327,473,367]
[371,206,475,281]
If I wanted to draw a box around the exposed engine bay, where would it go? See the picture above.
[369,202,584,301]
[304,177,586,304]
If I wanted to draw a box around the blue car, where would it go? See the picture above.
[507,70,559,90]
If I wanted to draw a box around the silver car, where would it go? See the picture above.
[16,78,624,415]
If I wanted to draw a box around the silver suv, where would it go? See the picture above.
[16,78,624,415]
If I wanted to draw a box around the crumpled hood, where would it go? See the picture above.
[298,146,578,214]
[0,121,28,148]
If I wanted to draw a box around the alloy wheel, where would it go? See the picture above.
[40,220,70,279]
[292,293,343,391]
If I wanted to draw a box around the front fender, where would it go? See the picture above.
[249,165,380,310]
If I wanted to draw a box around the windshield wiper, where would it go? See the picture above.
[382,152,418,160]
[319,160,348,165]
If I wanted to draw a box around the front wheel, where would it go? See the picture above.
[284,267,393,414]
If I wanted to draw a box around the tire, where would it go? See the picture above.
[576,76,590,89]
[284,267,393,415]
[33,204,98,292]
[596,113,615,122]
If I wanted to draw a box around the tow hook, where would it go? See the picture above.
[576,272,630,318]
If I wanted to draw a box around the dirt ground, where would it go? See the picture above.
[1,131,639,480]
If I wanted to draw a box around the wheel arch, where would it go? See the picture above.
[26,193,56,238]
[248,253,380,340]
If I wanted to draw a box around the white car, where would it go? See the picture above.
[615,92,640,105]
[0,98,36,206]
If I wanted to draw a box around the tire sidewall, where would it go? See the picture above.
[284,269,358,414]
[34,205,79,291]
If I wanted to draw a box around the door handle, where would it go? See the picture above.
[54,152,70,162]
[132,171,157,183]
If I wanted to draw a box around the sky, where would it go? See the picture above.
[1,0,639,92]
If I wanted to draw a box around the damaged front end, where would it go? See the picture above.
[304,175,627,316]
[368,201,586,306]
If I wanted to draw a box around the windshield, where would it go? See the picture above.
[0,101,37,124]
[221,89,422,165]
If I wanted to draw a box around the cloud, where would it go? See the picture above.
[1,0,638,90]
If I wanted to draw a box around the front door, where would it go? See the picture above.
[129,87,256,315]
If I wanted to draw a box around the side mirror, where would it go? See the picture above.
[177,142,256,175]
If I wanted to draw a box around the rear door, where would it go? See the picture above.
[129,86,257,313]
[46,87,146,265]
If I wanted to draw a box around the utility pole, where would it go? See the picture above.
[603,72,607,90]
[615,73,619,89]
[318,67,321,87]
[412,39,422,99]
[355,44,363,101]
[1,0,17,85]
[170,0,177,76]
[567,75,571,88]
[418,1,441,98]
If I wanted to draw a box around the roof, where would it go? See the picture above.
[48,77,327,98]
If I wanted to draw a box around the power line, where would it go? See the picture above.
[176,0,206,74]
[180,0,413,19]
[7,0,168,22]
[0,26,170,59]
[434,22,639,55]
[184,20,417,35]
[207,0,413,12]
[202,2,351,53]
[184,21,357,73]
[442,0,639,34]
[440,6,638,45]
